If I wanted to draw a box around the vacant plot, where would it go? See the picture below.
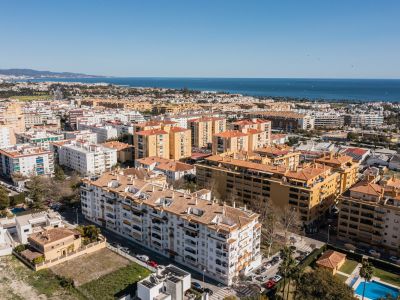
[79,263,151,300]
[339,259,358,275]
[0,256,81,300]
[10,95,52,101]
[51,248,130,286]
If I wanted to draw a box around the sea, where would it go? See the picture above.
[29,77,400,102]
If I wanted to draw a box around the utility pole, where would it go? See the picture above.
[327,224,331,245]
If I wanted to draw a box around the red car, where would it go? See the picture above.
[148,260,158,267]
[265,280,276,289]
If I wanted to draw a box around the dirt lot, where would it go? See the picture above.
[0,256,80,300]
[50,248,130,286]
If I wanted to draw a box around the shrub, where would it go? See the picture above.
[57,275,75,288]
[14,244,27,253]
[33,255,45,264]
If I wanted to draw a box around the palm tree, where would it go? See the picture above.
[359,260,373,300]
[278,246,297,299]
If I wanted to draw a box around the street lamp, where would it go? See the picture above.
[202,268,206,284]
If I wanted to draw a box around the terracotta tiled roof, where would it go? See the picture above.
[350,181,383,196]
[136,129,168,136]
[102,141,132,151]
[214,130,247,138]
[28,227,79,246]
[316,250,346,269]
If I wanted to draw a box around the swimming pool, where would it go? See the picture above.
[10,207,25,215]
[355,281,399,300]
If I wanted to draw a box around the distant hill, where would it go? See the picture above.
[0,68,103,79]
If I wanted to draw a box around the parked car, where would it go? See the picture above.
[203,288,213,295]
[389,256,399,263]
[265,280,276,289]
[256,275,269,282]
[264,263,272,270]
[369,249,381,257]
[136,254,149,262]
[148,260,158,267]
[191,282,203,291]
[272,275,282,283]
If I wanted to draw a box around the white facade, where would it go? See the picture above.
[137,265,191,300]
[77,123,118,143]
[15,211,63,244]
[57,141,117,176]
[0,144,54,178]
[0,126,15,148]
[64,130,98,144]
[81,172,262,285]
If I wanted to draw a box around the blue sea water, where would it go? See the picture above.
[355,281,399,300]
[29,77,400,102]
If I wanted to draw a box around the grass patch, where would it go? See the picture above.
[336,273,349,283]
[373,267,400,287]
[10,95,52,101]
[26,269,85,299]
[79,262,151,300]
[339,259,358,275]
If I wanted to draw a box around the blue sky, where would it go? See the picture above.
[1,0,399,78]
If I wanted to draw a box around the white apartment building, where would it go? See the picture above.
[137,265,191,300]
[344,113,384,128]
[64,130,98,144]
[314,113,345,128]
[77,123,118,143]
[0,126,15,148]
[81,171,262,285]
[16,130,64,150]
[0,144,54,178]
[56,140,117,176]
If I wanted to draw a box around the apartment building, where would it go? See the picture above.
[196,152,358,225]
[53,140,117,176]
[212,130,249,154]
[166,126,192,160]
[314,113,345,129]
[137,265,191,300]
[253,146,300,170]
[0,144,54,178]
[0,102,25,133]
[0,126,16,148]
[133,121,191,161]
[64,130,98,144]
[81,170,262,285]
[188,117,226,148]
[337,177,400,256]
[77,123,118,143]
[246,111,314,131]
[231,119,271,150]
[344,113,384,128]
[134,129,170,160]
[16,130,64,150]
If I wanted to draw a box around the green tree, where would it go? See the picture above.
[77,225,101,243]
[54,164,66,181]
[278,246,297,299]
[360,260,373,300]
[296,268,355,300]
[0,187,10,210]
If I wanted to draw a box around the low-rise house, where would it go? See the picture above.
[389,154,400,171]
[27,227,81,261]
[341,147,370,163]
[316,250,346,275]
[137,265,191,300]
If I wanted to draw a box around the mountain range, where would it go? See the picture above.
[0,68,103,79]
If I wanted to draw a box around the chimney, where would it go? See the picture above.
[233,201,236,208]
